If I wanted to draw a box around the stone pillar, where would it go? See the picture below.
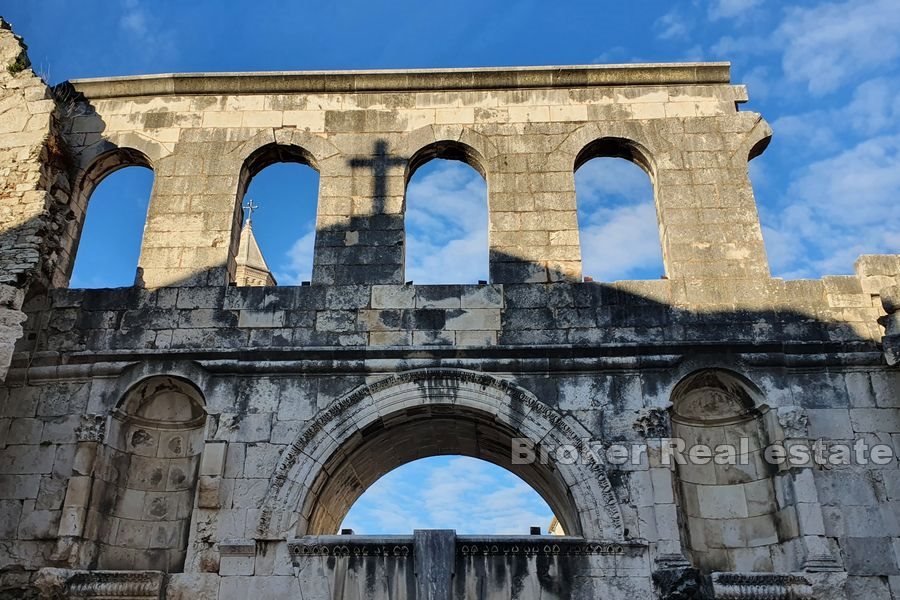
[654,112,772,283]
[776,407,843,573]
[197,440,227,509]
[414,529,455,600]
[52,414,106,567]
[136,133,239,289]
[790,469,843,573]
[314,137,405,285]
[489,156,582,284]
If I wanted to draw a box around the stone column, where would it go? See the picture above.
[52,414,105,567]
[136,132,240,289]
[776,407,843,573]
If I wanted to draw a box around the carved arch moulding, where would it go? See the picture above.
[256,368,626,542]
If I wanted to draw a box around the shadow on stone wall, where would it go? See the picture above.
[0,94,896,600]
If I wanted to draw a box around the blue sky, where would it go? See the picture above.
[7,0,900,532]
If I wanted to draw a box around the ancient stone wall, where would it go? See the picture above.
[0,18,71,382]
[0,18,899,600]
[55,60,767,291]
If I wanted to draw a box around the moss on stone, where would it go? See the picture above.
[6,53,29,76]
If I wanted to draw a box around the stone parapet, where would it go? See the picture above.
[68,63,734,99]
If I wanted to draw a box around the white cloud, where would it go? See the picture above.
[119,0,177,61]
[709,0,763,20]
[770,113,841,155]
[579,204,666,281]
[341,457,554,535]
[709,34,771,60]
[120,1,149,38]
[654,10,691,42]
[274,226,316,285]
[591,46,628,64]
[739,65,771,101]
[760,224,806,276]
[576,157,649,201]
[843,78,900,136]
[769,77,900,158]
[777,0,900,95]
[576,159,664,280]
[405,160,489,284]
[788,136,900,228]
[765,135,900,276]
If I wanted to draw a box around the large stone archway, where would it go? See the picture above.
[256,369,625,541]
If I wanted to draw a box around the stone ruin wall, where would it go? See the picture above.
[1,17,900,600]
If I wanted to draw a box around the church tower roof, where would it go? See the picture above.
[234,218,277,286]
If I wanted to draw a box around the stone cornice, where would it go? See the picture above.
[288,535,645,561]
[66,62,731,99]
[7,340,884,384]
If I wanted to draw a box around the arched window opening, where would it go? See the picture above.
[70,152,154,288]
[574,139,664,281]
[341,455,556,535]
[234,144,319,286]
[405,142,488,284]
[670,369,796,573]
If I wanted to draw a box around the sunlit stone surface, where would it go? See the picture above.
[1,16,898,599]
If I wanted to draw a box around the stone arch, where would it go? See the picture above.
[229,130,335,284]
[405,139,488,183]
[558,123,668,173]
[89,375,207,572]
[232,127,340,173]
[257,369,625,542]
[98,360,212,413]
[574,137,657,180]
[73,130,171,175]
[60,146,156,287]
[669,368,792,573]
[403,125,498,170]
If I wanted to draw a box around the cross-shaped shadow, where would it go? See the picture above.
[348,140,408,215]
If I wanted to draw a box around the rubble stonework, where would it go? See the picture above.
[0,18,898,600]
[0,18,72,381]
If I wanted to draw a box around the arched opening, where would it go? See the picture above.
[90,376,206,572]
[404,142,488,284]
[233,143,320,286]
[574,138,665,281]
[258,370,625,542]
[670,369,795,573]
[68,149,154,288]
[305,404,577,537]
[340,455,556,535]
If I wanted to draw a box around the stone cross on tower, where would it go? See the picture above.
[242,199,259,223]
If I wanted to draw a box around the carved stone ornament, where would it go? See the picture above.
[75,414,106,443]
[633,407,671,438]
[776,407,809,439]
[33,569,164,599]
[710,572,814,600]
